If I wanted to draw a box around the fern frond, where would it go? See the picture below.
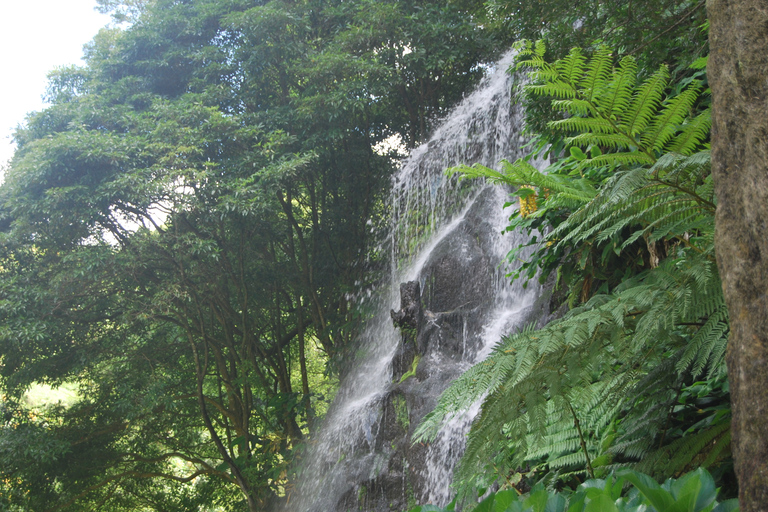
[413,325,541,442]
[578,46,614,102]
[549,117,617,134]
[551,99,593,116]
[642,204,712,244]
[555,47,588,86]
[449,160,598,206]
[633,421,730,478]
[621,66,669,136]
[550,152,713,253]
[676,303,729,378]
[527,82,580,99]
[668,109,712,155]
[574,152,656,174]
[642,83,703,152]
[446,163,510,185]
[565,133,636,150]
[593,56,637,120]
[651,150,712,183]
[524,47,706,171]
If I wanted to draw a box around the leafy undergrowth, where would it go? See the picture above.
[407,468,737,512]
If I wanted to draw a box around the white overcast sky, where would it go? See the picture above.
[0,0,112,168]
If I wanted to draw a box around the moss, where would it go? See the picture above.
[401,325,417,344]
[393,394,409,431]
[405,460,417,510]
[398,354,421,384]
[357,484,367,509]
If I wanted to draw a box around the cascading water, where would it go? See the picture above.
[288,48,546,512]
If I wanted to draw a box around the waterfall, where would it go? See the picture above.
[287,48,545,512]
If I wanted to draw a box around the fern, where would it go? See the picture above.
[415,249,728,500]
[421,43,729,504]
[447,159,597,210]
[633,420,731,478]
[516,41,710,169]
[553,151,715,254]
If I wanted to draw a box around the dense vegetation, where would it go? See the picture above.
[408,468,737,512]
[0,1,496,509]
[1,0,753,510]
[418,40,729,506]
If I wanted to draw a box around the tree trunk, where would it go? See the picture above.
[707,1,768,509]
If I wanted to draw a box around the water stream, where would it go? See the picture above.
[288,48,545,512]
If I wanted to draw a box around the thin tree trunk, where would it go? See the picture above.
[298,298,315,427]
[707,1,768,509]
[188,335,260,512]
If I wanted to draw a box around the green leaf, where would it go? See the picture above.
[584,493,618,512]
[711,500,739,512]
[546,493,568,512]
[690,56,708,70]
[670,468,717,512]
[494,490,521,511]
[525,488,551,512]
[570,146,588,161]
[618,470,676,511]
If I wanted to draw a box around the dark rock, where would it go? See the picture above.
[390,281,423,330]
[392,338,417,381]
[391,281,424,379]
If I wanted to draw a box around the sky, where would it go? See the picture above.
[0,0,112,168]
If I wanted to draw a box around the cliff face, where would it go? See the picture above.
[335,187,548,512]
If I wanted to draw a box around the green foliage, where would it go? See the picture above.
[482,0,709,93]
[393,395,410,432]
[452,41,712,300]
[405,468,738,512]
[516,43,711,161]
[0,0,499,509]
[0,0,724,509]
[423,45,730,503]
[399,355,422,384]
[417,243,729,495]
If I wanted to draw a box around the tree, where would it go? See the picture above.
[1,97,312,511]
[707,0,768,509]
[0,0,497,509]
[484,0,708,71]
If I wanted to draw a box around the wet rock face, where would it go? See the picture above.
[395,189,500,354]
[375,188,520,507]
[334,191,505,512]
[391,282,422,378]
[420,228,491,315]
[310,187,548,512]
[417,187,500,358]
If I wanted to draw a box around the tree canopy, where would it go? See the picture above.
[0,0,496,509]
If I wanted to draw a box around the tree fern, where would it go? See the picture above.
[418,44,728,504]
[416,248,727,500]
[516,42,710,169]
